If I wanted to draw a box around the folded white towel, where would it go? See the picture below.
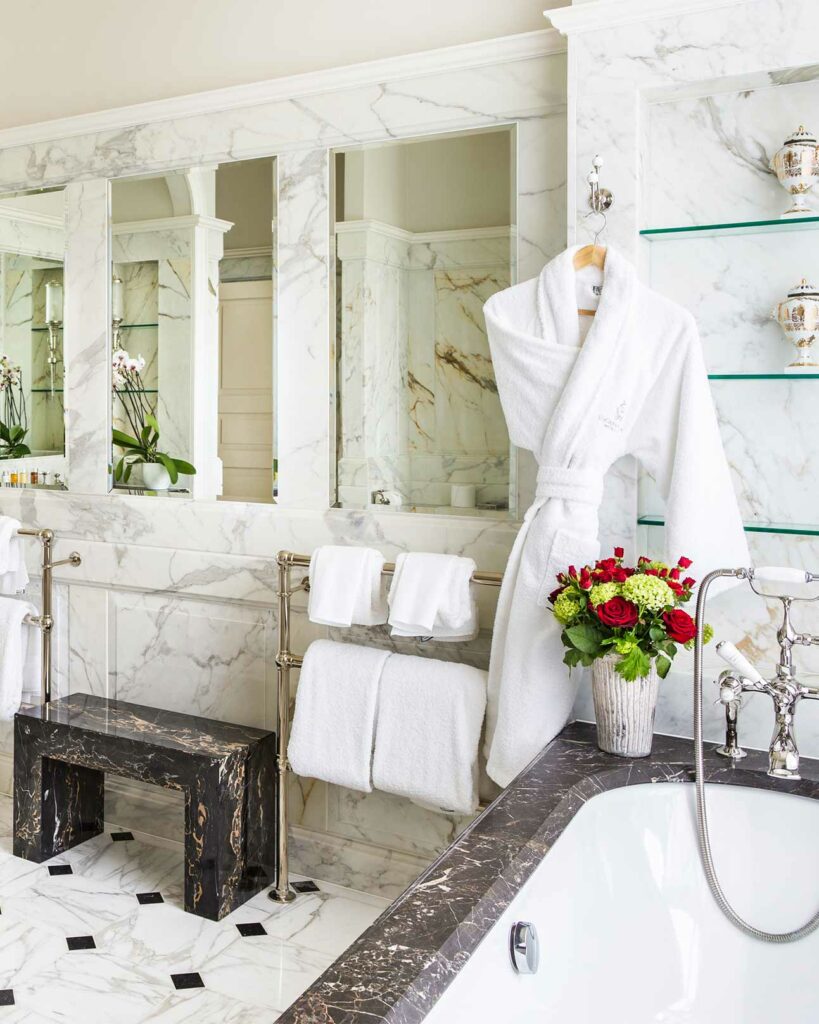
[372,654,487,815]
[388,552,478,641]
[288,639,390,792]
[0,596,40,720]
[0,516,28,595]
[308,546,388,627]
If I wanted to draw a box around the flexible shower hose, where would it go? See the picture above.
[693,568,819,943]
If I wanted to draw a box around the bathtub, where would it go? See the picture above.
[423,782,819,1023]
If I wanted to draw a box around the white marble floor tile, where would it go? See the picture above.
[0,835,43,896]
[94,901,241,983]
[11,949,171,1024]
[200,937,335,1012]
[61,832,184,900]
[0,915,67,989]
[261,891,387,957]
[140,988,274,1023]
[0,870,139,937]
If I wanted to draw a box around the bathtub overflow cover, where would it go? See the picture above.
[509,920,540,974]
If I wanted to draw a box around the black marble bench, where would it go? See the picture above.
[13,694,277,921]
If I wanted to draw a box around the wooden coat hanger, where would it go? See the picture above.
[573,243,606,317]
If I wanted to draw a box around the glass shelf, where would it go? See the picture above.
[31,388,64,394]
[114,388,158,395]
[32,322,158,332]
[640,215,819,240]
[638,515,819,537]
[708,373,819,380]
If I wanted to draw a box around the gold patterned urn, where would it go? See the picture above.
[771,278,819,373]
[770,125,819,218]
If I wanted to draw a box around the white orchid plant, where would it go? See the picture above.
[0,354,29,459]
[111,348,195,486]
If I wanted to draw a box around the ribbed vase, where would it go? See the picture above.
[591,653,659,758]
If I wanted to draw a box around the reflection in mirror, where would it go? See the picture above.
[0,188,66,487]
[110,170,199,494]
[333,126,516,517]
[215,156,277,504]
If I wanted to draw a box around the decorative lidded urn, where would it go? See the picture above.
[770,125,819,218]
[772,278,819,373]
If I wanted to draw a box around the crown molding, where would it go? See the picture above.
[546,0,755,35]
[0,206,63,230]
[223,246,273,259]
[335,219,511,245]
[113,215,233,236]
[0,29,564,153]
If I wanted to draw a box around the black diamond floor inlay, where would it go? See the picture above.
[66,936,96,951]
[111,831,135,842]
[291,880,320,894]
[48,864,73,876]
[171,972,204,991]
[236,922,267,937]
[0,990,14,1006]
[136,892,164,905]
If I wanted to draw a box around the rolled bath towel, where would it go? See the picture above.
[308,545,388,627]
[372,654,487,815]
[388,552,478,641]
[288,639,390,792]
[0,516,28,595]
[0,596,40,720]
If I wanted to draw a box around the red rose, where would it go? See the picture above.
[683,576,695,588]
[548,586,565,605]
[614,546,624,558]
[595,597,639,628]
[678,556,693,569]
[663,609,697,644]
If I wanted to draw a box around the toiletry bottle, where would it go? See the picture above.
[30,470,38,485]
[10,472,18,487]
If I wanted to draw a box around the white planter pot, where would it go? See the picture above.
[142,462,171,491]
[591,653,659,758]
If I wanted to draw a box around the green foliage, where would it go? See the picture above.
[112,414,196,487]
[0,420,30,459]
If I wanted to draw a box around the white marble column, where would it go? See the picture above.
[276,149,332,508]
[64,179,110,494]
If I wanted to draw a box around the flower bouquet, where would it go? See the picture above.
[549,547,712,756]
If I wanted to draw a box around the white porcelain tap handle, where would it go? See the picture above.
[751,566,811,584]
[716,641,765,684]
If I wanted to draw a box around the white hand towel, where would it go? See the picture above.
[0,516,28,595]
[0,597,40,720]
[388,552,478,641]
[288,639,390,792]
[372,654,487,815]
[308,546,387,627]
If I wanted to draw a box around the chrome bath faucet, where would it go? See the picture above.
[715,568,819,780]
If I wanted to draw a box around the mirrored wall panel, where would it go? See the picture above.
[216,156,277,504]
[333,126,516,517]
[0,188,66,487]
[109,159,277,501]
[110,170,197,495]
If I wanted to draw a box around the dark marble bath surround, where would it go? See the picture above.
[279,723,819,1023]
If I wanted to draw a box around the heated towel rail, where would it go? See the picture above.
[18,528,81,704]
[272,549,503,904]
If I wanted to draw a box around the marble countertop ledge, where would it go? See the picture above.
[278,723,819,1024]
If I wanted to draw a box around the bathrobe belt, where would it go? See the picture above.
[534,465,603,507]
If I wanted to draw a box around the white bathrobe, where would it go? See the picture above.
[483,245,749,787]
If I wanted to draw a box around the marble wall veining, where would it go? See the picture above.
[563,0,819,759]
[0,35,567,896]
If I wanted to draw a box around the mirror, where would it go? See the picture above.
[216,156,277,504]
[109,158,277,501]
[333,126,516,517]
[0,187,66,487]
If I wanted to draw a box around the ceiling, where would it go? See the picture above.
[0,0,563,131]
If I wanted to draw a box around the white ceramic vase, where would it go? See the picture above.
[142,462,171,491]
[591,653,659,758]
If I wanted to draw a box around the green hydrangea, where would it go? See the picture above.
[589,582,621,606]
[553,591,583,624]
[703,623,714,644]
[622,573,674,611]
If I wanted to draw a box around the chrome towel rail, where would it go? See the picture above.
[17,527,81,704]
[270,549,503,905]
